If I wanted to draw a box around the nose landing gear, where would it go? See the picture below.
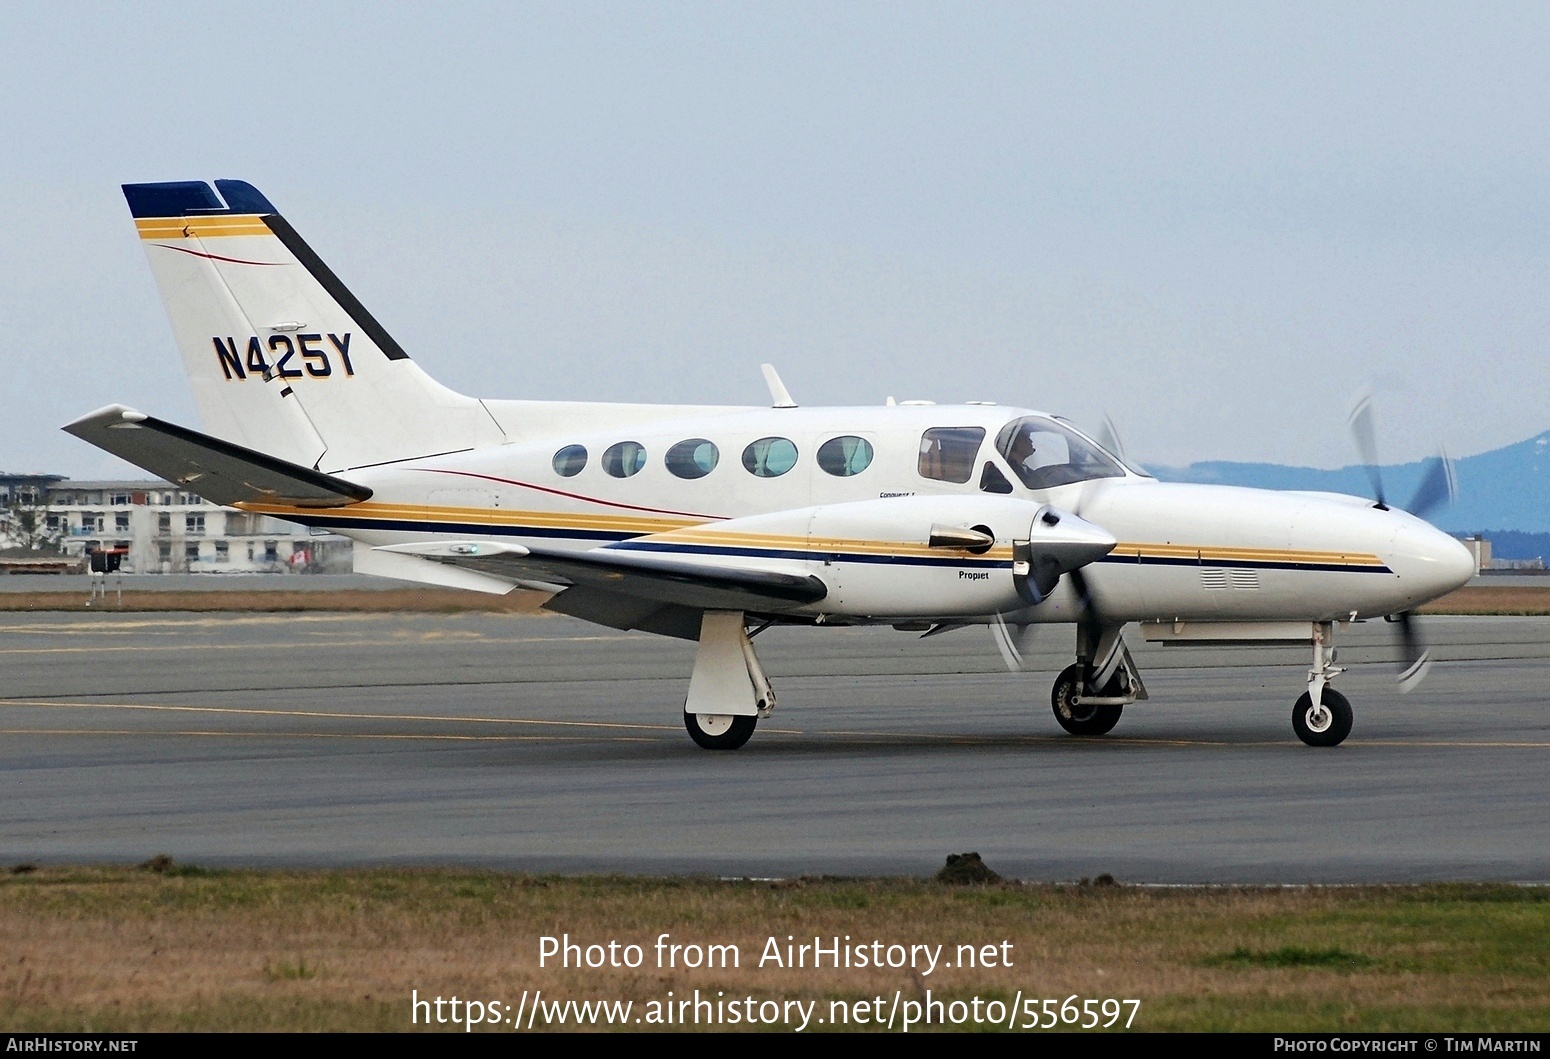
[1295,621,1352,747]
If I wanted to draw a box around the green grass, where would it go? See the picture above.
[263,959,318,982]
[1205,945,1375,969]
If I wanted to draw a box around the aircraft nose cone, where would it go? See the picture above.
[1433,530,1477,592]
[1392,519,1476,603]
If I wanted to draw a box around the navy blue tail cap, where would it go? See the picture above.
[122,180,276,218]
[214,180,276,214]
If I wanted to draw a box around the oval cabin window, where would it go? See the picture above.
[741,437,799,478]
[817,436,873,477]
[665,438,720,479]
[602,441,648,478]
[552,445,587,477]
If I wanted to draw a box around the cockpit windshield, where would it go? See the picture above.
[994,416,1126,490]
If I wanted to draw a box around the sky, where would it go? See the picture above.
[3,2,1550,478]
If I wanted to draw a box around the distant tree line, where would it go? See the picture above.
[0,488,64,554]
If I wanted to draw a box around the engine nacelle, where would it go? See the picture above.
[618,494,1115,620]
[806,495,1112,617]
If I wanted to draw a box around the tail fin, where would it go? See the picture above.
[123,180,504,472]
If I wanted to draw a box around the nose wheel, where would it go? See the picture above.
[1292,688,1352,747]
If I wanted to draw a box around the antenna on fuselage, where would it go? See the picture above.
[761,364,797,408]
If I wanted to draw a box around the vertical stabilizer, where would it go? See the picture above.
[123,180,505,471]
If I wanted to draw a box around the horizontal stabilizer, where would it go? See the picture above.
[62,405,372,508]
[377,540,827,613]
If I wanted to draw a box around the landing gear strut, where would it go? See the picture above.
[1295,621,1352,746]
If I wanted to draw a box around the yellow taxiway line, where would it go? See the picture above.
[0,729,659,743]
[1,698,1547,748]
[0,633,632,657]
[0,698,690,733]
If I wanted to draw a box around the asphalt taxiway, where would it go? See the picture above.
[2,611,1547,881]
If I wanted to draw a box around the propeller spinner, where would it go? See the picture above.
[1011,506,1115,606]
[991,505,1114,672]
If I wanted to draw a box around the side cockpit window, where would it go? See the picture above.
[995,417,1124,490]
[918,427,986,484]
[979,462,1013,494]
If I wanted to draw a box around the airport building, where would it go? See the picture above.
[1459,533,1546,572]
[1,473,351,574]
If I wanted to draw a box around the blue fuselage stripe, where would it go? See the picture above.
[607,540,1012,569]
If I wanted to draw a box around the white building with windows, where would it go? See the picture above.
[2,475,351,574]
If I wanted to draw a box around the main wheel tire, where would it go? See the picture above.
[1292,688,1352,747]
[1051,663,1123,736]
[685,712,757,750]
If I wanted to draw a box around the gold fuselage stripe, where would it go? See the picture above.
[238,501,1385,568]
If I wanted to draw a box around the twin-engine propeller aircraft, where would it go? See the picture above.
[66,179,1476,749]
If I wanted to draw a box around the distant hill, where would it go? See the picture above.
[1148,430,1550,553]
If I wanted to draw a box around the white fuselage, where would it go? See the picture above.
[245,401,1475,626]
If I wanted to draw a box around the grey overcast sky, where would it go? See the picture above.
[4,2,1549,477]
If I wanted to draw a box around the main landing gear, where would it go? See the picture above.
[1050,625,1148,737]
[1051,664,1123,735]
[683,611,775,750]
[684,712,758,751]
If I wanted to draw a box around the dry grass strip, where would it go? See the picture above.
[1418,585,1550,615]
[0,867,1545,1032]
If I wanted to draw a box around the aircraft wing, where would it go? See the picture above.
[378,540,827,616]
[63,405,372,508]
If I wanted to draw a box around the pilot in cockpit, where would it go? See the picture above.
[1003,424,1038,477]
